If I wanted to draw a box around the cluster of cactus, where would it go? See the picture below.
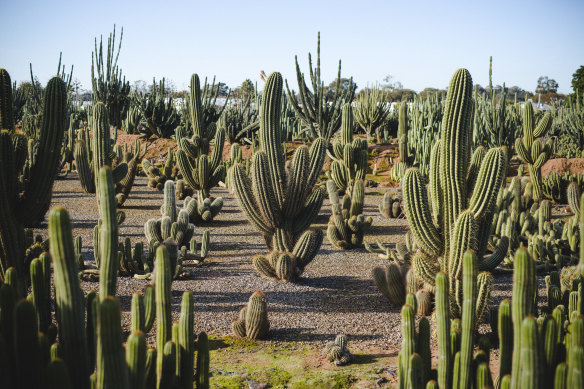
[232,291,270,340]
[224,143,250,189]
[472,81,521,151]
[405,92,443,177]
[75,102,144,206]
[326,180,372,249]
[60,116,78,174]
[378,192,403,219]
[91,25,131,129]
[230,72,325,282]
[122,103,142,134]
[322,335,352,366]
[219,99,259,144]
[175,74,226,221]
[552,94,584,157]
[285,32,356,142]
[133,78,180,139]
[328,104,368,194]
[542,171,584,203]
[0,69,67,284]
[401,69,508,322]
[354,85,391,144]
[142,148,181,190]
[515,102,554,201]
[145,180,210,250]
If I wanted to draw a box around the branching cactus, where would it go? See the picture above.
[142,147,180,190]
[329,104,368,194]
[0,71,66,284]
[144,180,208,249]
[402,69,508,321]
[515,102,553,201]
[326,179,372,249]
[230,72,326,282]
[175,74,226,221]
[232,291,270,340]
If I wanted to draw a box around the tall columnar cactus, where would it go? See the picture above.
[96,297,129,389]
[231,72,326,282]
[515,102,553,201]
[329,104,368,194]
[91,25,131,129]
[155,245,172,388]
[49,207,90,389]
[391,102,411,183]
[354,85,391,144]
[402,68,507,321]
[326,179,372,249]
[0,74,67,283]
[285,32,356,142]
[98,167,120,299]
[232,291,270,340]
[175,74,226,221]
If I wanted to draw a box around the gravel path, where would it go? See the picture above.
[39,173,519,354]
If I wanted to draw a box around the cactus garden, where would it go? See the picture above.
[2,11,584,388]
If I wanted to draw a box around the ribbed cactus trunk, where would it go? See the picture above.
[398,102,408,164]
[439,69,473,259]
[98,167,119,299]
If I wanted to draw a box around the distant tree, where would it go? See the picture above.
[381,74,403,91]
[417,87,446,100]
[240,79,255,102]
[325,77,355,99]
[572,66,584,94]
[536,76,559,94]
[385,88,416,102]
[132,80,148,94]
[216,82,230,97]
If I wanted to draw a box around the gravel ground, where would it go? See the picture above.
[38,172,524,356]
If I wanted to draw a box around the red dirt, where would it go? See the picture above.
[541,158,584,177]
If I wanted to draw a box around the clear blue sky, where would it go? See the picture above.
[2,0,583,94]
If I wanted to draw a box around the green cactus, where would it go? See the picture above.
[126,331,146,389]
[322,334,353,366]
[329,104,368,193]
[195,332,210,389]
[401,69,506,321]
[133,78,180,139]
[96,297,129,389]
[285,32,356,142]
[372,264,406,307]
[154,245,172,387]
[515,103,553,201]
[326,179,372,249]
[231,72,326,281]
[378,192,403,219]
[49,207,90,389]
[178,291,194,389]
[354,85,391,144]
[232,291,270,340]
[0,74,67,284]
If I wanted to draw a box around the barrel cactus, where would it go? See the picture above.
[322,335,353,366]
[232,291,270,340]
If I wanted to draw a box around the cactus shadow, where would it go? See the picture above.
[351,352,393,365]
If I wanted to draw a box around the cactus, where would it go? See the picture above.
[401,69,505,321]
[285,32,356,142]
[195,332,210,389]
[232,291,270,340]
[354,85,391,144]
[329,104,368,193]
[397,101,412,166]
[378,192,403,219]
[178,291,194,389]
[372,264,407,307]
[96,297,129,389]
[231,72,326,281]
[0,74,67,284]
[49,207,90,389]
[322,334,353,366]
[91,25,130,129]
[142,148,181,191]
[133,78,180,139]
[126,331,146,389]
[326,179,372,249]
[515,102,553,201]
[175,74,227,221]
